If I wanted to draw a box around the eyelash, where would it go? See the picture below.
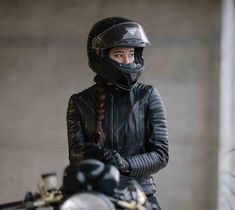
[114,54,134,57]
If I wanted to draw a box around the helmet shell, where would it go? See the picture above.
[62,159,120,196]
[87,17,150,90]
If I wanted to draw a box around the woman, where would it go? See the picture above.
[66,17,169,209]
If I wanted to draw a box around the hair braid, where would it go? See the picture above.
[94,75,107,145]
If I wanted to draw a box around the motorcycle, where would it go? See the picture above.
[0,159,156,210]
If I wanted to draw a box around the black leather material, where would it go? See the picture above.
[103,149,129,173]
[66,83,169,195]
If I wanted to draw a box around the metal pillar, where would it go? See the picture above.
[218,0,235,209]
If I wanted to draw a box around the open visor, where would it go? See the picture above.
[92,22,151,50]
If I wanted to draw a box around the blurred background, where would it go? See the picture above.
[0,0,234,210]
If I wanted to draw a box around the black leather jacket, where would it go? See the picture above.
[66,83,169,195]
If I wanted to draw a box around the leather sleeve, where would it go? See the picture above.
[66,95,85,163]
[126,87,169,177]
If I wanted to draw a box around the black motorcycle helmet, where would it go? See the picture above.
[87,17,150,90]
[62,160,120,196]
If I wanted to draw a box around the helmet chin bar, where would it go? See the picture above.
[114,71,142,90]
[115,82,138,91]
[112,61,143,73]
[89,52,144,91]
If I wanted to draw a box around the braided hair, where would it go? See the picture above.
[94,75,107,145]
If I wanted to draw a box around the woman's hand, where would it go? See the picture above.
[103,149,129,173]
[83,142,105,160]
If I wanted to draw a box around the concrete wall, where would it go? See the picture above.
[0,1,221,210]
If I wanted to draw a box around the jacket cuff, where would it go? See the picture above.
[126,152,166,177]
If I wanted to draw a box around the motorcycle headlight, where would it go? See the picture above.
[61,192,115,210]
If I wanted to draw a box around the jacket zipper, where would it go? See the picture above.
[110,94,114,150]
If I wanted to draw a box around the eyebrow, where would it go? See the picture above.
[112,49,135,53]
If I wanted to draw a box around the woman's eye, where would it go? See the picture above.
[114,54,123,58]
